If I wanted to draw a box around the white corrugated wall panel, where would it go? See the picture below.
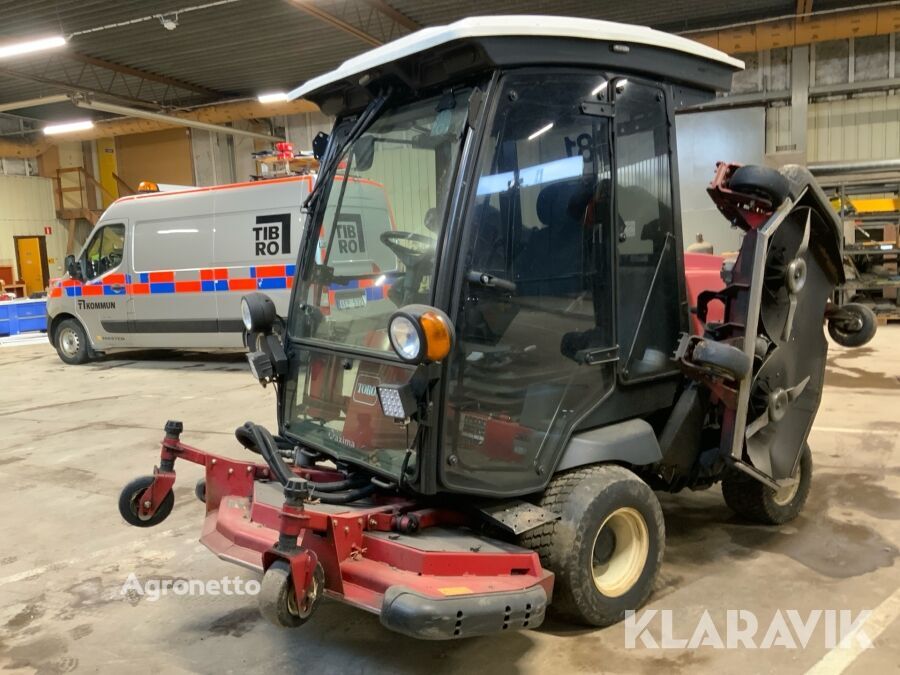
[0,175,69,282]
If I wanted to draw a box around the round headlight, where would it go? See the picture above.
[389,315,422,362]
[240,298,254,331]
[240,292,277,334]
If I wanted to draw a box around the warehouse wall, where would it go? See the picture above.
[116,128,194,189]
[677,107,766,255]
[0,175,69,284]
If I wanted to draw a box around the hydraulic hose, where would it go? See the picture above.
[310,476,370,493]
[241,422,375,504]
[311,484,376,504]
[244,422,293,486]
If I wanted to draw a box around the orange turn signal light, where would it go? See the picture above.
[420,311,453,362]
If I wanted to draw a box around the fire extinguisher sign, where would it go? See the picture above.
[44,226,52,235]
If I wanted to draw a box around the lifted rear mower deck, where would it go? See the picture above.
[122,422,552,640]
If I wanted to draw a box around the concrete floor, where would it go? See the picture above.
[0,328,897,675]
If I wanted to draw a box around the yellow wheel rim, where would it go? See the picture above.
[591,507,650,598]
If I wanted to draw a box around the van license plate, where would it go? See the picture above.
[334,289,367,310]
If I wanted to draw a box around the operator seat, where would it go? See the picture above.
[520,178,594,297]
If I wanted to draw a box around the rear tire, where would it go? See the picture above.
[828,303,877,348]
[729,165,791,207]
[520,465,664,627]
[54,318,90,365]
[722,444,812,525]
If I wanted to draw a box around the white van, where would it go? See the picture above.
[47,176,311,364]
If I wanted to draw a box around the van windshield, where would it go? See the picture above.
[291,89,471,355]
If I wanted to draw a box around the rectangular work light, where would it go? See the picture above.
[377,383,418,421]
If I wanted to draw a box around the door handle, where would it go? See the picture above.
[110,283,125,292]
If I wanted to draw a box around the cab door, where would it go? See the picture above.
[440,71,617,496]
[74,222,131,349]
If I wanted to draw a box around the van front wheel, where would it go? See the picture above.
[54,319,90,365]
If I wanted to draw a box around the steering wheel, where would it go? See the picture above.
[380,231,435,268]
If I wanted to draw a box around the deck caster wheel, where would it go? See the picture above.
[520,465,665,627]
[259,560,324,628]
[722,444,812,525]
[195,478,206,503]
[827,303,877,348]
[118,476,174,528]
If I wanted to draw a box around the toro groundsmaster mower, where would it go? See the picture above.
[120,16,864,639]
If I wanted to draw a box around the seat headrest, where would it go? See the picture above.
[536,179,593,229]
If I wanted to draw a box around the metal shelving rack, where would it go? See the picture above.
[818,175,900,322]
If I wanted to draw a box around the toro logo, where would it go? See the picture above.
[252,214,291,256]
[352,374,380,406]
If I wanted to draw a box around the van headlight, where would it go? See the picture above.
[387,305,454,364]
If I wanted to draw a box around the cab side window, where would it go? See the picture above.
[83,224,125,280]
[613,80,682,380]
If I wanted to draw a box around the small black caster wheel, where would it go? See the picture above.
[195,478,207,503]
[259,560,324,628]
[118,475,174,527]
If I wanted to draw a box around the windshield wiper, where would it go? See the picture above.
[302,88,392,215]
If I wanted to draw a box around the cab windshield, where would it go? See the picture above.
[283,89,471,477]
[291,89,471,355]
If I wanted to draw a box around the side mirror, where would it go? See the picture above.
[65,254,82,280]
[312,131,329,160]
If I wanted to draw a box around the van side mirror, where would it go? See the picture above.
[65,254,82,280]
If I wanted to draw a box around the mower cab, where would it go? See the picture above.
[120,16,848,640]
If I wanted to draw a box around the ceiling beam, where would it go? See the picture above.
[65,53,221,98]
[796,0,814,20]
[288,0,419,46]
[74,98,284,142]
[289,0,382,46]
[0,95,69,113]
[0,98,320,156]
[358,0,420,32]
[0,67,162,109]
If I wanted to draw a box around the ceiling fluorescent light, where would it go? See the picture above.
[258,92,289,104]
[527,122,554,141]
[0,35,66,59]
[44,120,94,135]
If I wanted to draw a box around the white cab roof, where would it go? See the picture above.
[290,15,744,100]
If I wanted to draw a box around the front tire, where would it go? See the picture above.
[520,465,665,627]
[54,318,90,365]
[722,444,812,524]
